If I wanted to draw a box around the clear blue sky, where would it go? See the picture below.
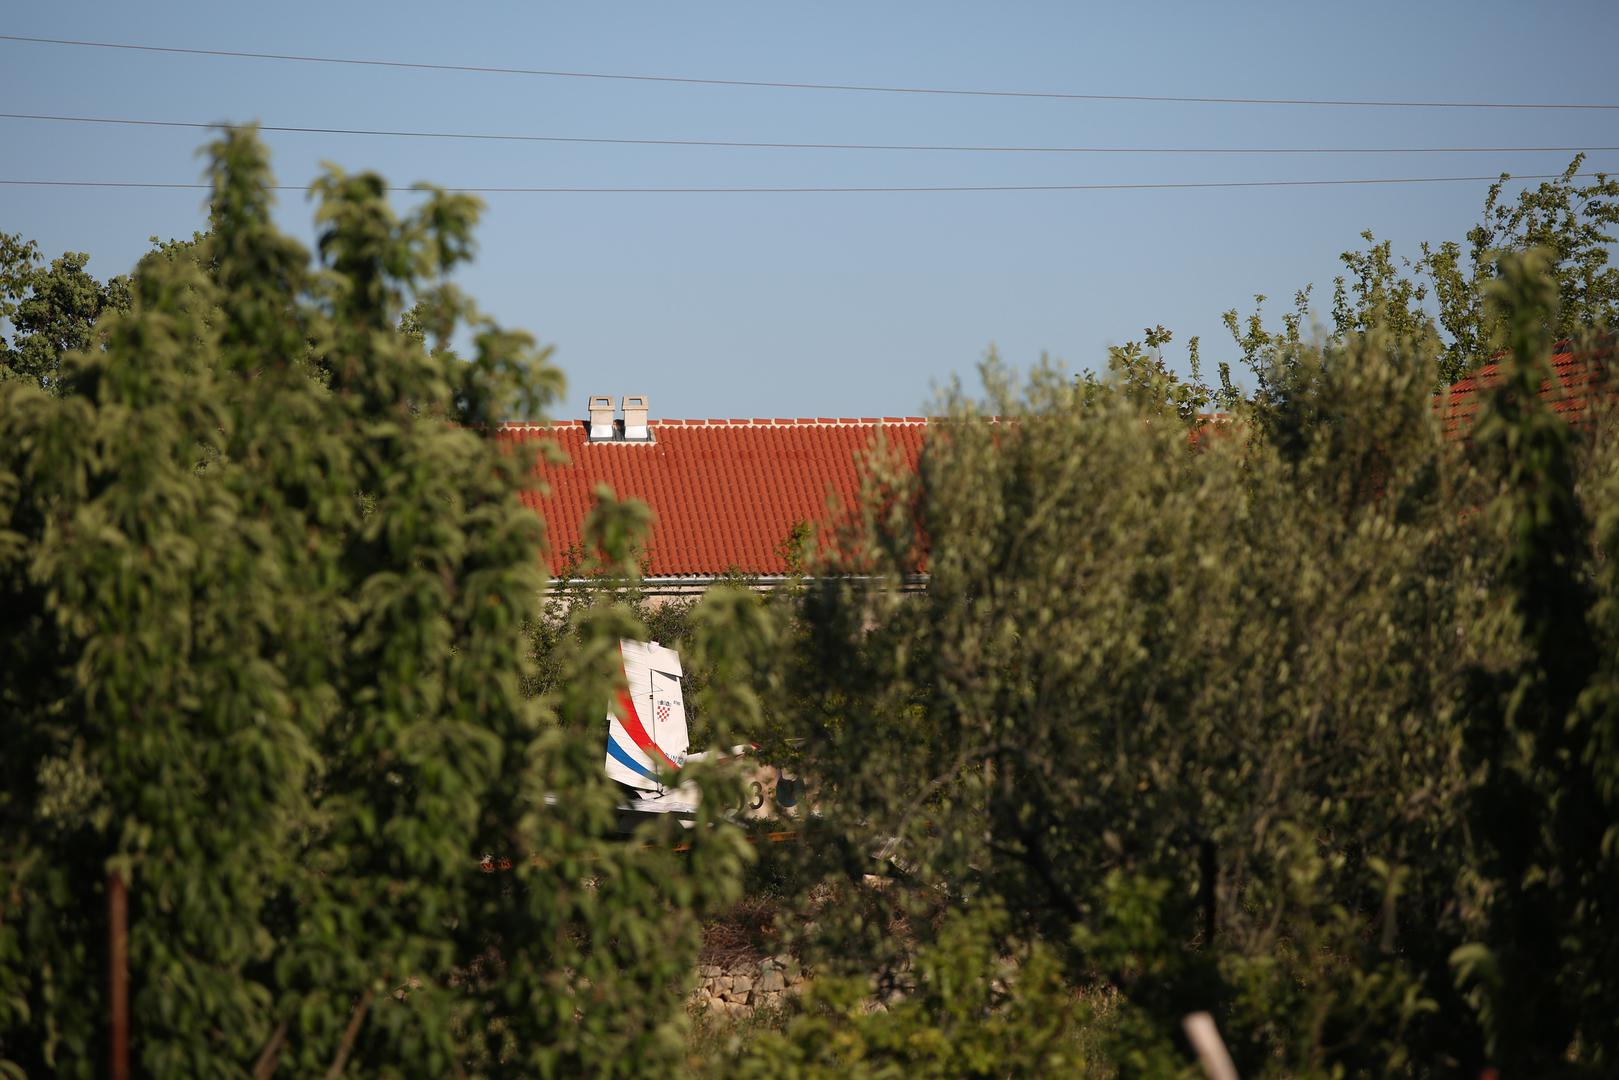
[4,1,1617,418]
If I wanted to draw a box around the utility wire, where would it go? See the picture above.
[4,34,1618,111]
[4,112,1616,156]
[0,173,1601,194]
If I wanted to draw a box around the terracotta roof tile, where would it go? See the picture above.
[506,418,927,577]
[1437,346,1614,439]
[514,345,1611,579]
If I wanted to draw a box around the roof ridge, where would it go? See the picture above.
[655,416,927,426]
[496,416,932,429]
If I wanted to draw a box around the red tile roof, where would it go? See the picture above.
[499,418,927,577]
[1438,345,1614,439]
[508,344,1611,579]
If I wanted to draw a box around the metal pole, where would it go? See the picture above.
[108,869,129,1080]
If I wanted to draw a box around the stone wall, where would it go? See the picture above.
[691,953,806,1016]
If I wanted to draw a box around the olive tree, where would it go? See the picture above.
[751,263,1617,1073]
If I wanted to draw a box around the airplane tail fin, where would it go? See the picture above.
[604,639,690,795]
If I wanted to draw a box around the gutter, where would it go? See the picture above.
[550,573,930,597]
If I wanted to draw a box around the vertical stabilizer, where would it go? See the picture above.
[605,640,690,793]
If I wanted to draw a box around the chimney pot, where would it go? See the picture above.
[622,394,651,441]
[587,395,616,441]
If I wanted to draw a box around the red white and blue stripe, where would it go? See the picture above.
[605,640,688,792]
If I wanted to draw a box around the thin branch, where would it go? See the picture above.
[324,990,373,1079]
[251,1020,289,1080]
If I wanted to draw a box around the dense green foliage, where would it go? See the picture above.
[0,130,751,1078]
[3,132,1617,1078]
[735,265,1618,1074]
[0,233,131,395]
[737,903,1090,1078]
[1226,158,1619,391]
[1089,158,1619,407]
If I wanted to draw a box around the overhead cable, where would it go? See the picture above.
[3,34,1617,111]
[0,173,1602,194]
[3,112,1615,156]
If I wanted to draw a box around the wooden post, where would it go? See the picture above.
[1183,1011,1238,1080]
[108,869,129,1080]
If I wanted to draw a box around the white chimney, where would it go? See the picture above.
[622,394,650,441]
[587,395,616,441]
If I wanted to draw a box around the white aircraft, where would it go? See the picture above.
[604,638,704,821]
[604,639,803,828]
[480,639,805,869]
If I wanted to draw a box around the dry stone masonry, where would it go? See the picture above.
[690,954,806,1016]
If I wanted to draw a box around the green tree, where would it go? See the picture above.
[732,903,1092,1079]
[1224,157,1619,392]
[1449,255,1619,1075]
[746,272,1619,1072]
[0,128,751,1078]
[0,233,131,394]
[1416,158,1619,381]
[1079,324,1215,424]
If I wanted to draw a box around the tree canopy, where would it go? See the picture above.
[0,233,131,395]
[738,263,1619,1074]
[3,131,1618,1078]
[0,128,752,1078]
[1090,157,1619,409]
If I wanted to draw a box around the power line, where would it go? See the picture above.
[4,34,1618,111]
[4,112,1616,157]
[0,173,1601,194]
